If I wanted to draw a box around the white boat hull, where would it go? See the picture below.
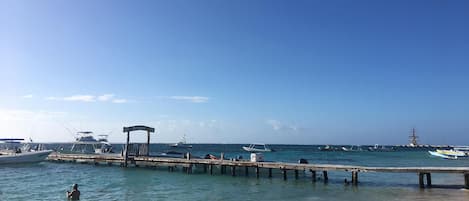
[428,151,457,159]
[0,150,53,164]
[242,147,272,152]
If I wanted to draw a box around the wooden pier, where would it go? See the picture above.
[47,153,469,189]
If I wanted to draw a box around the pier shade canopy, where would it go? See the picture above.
[123,125,155,133]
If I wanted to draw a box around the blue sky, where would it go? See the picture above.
[1,0,468,144]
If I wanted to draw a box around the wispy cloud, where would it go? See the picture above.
[98,94,114,101]
[63,95,96,102]
[112,99,127,103]
[22,94,33,99]
[0,108,67,121]
[169,96,209,103]
[266,119,299,132]
[46,94,128,103]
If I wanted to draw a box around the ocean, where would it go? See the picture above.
[1,144,469,200]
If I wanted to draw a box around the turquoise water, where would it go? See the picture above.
[1,144,469,200]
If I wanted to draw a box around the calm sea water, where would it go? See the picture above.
[1,144,469,201]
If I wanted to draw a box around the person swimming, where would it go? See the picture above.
[66,184,80,200]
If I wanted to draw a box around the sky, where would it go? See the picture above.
[1,0,468,145]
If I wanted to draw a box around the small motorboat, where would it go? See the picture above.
[0,138,52,164]
[242,143,273,152]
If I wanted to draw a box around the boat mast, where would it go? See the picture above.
[409,128,418,147]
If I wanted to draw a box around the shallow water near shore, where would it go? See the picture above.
[1,144,469,200]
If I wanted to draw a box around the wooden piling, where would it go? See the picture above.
[187,165,193,174]
[465,173,469,189]
[220,165,225,175]
[268,168,272,178]
[124,131,130,167]
[311,170,317,182]
[352,171,358,185]
[231,166,236,176]
[283,169,287,180]
[419,173,425,188]
[209,164,213,175]
[323,171,328,182]
[256,167,260,178]
[425,173,431,187]
[245,166,249,176]
[295,170,299,179]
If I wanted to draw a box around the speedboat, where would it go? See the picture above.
[70,132,113,154]
[242,143,273,152]
[429,146,469,159]
[0,138,52,164]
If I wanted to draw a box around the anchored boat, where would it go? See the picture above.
[242,143,274,152]
[0,138,52,164]
[170,134,193,149]
[70,132,113,154]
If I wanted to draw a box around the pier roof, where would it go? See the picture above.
[123,125,155,133]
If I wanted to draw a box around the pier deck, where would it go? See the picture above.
[47,153,469,189]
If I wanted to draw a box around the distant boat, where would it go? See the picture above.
[242,143,273,152]
[367,144,394,152]
[318,145,335,151]
[170,134,192,149]
[70,132,113,154]
[0,138,52,164]
[341,145,362,152]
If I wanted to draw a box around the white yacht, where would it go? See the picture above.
[0,138,52,164]
[242,143,274,152]
[70,132,113,154]
[170,134,192,149]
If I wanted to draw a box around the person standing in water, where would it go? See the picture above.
[66,184,80,200]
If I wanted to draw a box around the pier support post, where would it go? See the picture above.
[323,171,328,183]
[283,169,287,180]
[245,166,249,176]
[465,174,469,189]
[425,173,432,187]
[187,165,193,174]
[418,173,425,188]
[311,170,317,182]
[256,167,260,178]
[221,165,225,175]
[295,170,299,179]
[352,171,358,185]
[231,166,236,177]
[203,164,207,173]
[268,168,272,178]
[209,165,213,175]
[124,131,130,167]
